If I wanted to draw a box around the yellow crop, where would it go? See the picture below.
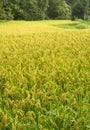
[0,20,90,130]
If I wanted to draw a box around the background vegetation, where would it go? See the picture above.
[0,0,90,20]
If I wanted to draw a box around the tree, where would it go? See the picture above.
[37,0,49,19]
[0,0,90,21]
[72,0,90,20]
[0,1,6,20]
[48,0,71,19]
[82,0,89,19]
[0,0,13,20]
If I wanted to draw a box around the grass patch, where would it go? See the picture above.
[56,23,78,29]
[55,20,89,29]
[76,23,88,29]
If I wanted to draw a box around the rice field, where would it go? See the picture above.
[0,20,90,130]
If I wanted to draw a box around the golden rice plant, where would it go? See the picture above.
[0,20,90,130]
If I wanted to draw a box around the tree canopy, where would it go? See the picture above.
[0,0,90,20]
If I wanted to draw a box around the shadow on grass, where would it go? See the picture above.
[0,20,9,24]
[55,22,89,29]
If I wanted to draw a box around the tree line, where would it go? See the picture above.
[0,0,90,21]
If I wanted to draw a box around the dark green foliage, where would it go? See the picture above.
[0,0,13,20]
[71,0,90,20]
[72,2,84,20]
[47,0,71,20]
[0,0,90,20]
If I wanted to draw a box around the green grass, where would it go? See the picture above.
[55,20,89,29]
[0,20,90,130]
